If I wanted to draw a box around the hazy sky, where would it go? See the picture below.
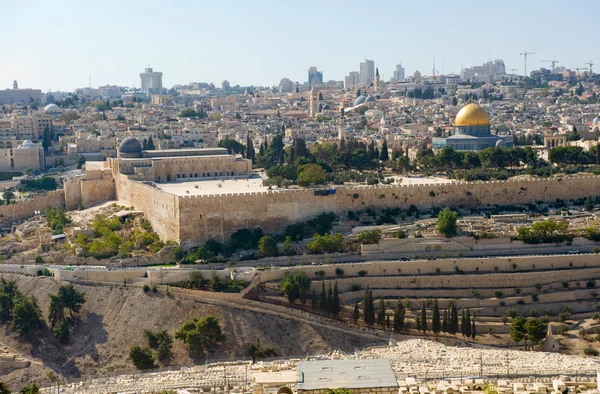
[2,0,599,92]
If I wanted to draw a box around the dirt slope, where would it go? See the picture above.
[0,274,377,390]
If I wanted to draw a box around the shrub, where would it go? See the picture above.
[143,284,150,293]
[562,281,569,288]
[35,255,44,264]
[350,284,362,292]
[470,289,481,298]
[358,270,368,277]
[493,290,503,298]
[543,308,554,316]
[587,280,596,289]
[151,285,158,293]
[559,311,571,322]
[516,299,525,305]
[556,324,569,335]
[584,346,599,356]
[174,316,225,355]
[499,301,506,307]
[508,308,518,318]
[532,293,539,302]
[501,315,508,324]
[515,288,521,295]
[335,268,344,276]
[535,283,542,290]
[315,270,325,278]
[529,308,539,317]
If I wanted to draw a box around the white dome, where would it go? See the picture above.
[17,140,37,149]
[43,104,62,114]
[593,117,600,126]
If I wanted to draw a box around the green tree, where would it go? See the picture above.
[585,196,594,212]
[353,301,360,323]
[129,345,156,370]
[10,295,42,336]
[421,302,428,332]
[53,319,70,342]
[432,299,441,334]
[393,299,405,332]
[363,289,375,326]
[358,229,382,245]
[19,383,39,394]
[437,208,459,238]
[48,294,64,328]
[174,316,225,355]
[75,155,86,169]
[380,140,389,161]
[465,309,472,339]
[332,281,340,316]
[442,309,448,333]
[258,235,277,257]
[471,314,477,341]
[282,236,295,255]
[57,285,86,316]
[0,382,10,394]
[280,271,311,305]
[297,164,326,186]
[377,298,386,326]
[524,317,547,344]
[449,301,459,335]
[327,283,333,314]
[2,189,14,205]
[510,316,526,344]
[146,136,155,150]
[461,309,466,337]
[320,281,327,311]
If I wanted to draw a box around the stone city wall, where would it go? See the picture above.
[0,189,64,227]
[115,174,180,243]
[174,176,600,248]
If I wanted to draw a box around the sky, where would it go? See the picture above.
[1,0,599,92]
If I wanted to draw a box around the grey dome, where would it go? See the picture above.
[353,95,367,106]
[17,140,37,149]
[43,104,62,114]
[366,95,376,102]
[119,137,142,154]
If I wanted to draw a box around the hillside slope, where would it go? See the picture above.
[0,274,377,390]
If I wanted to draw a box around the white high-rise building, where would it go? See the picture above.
[139,67,163,95]
[359,59,375,85]
[394,63,405,81]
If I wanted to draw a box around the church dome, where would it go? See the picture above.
[353,95,367,106]
[455,103,490,126]
[118,137,142,154]
[593,117,600,126]
[43,104,62,114]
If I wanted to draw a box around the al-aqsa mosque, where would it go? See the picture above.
[432,103,513,151]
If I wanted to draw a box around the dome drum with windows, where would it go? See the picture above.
[432,103,512,151]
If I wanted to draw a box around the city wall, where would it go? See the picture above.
[0,190,64,228]
[175,176,600,248]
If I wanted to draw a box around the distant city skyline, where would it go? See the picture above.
[1,0,599,92]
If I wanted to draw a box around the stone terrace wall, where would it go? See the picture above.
[0,190,65,227]
[175,176,600,248]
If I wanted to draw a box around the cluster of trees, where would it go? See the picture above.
[174,316,225,356]
[280,271,311,305]
[142,137,156,150]
[549,146,600,166]
[313,281,341,316]
[516,219,573,244]
[129,329,174,369]
[46,207,71,235]
[509,315,548,349]
[0,278,42,336]
[0,382,40,393]
[356,294,477,339]
[75,215,165,259]
[248,338,279,362]
[177,108,207,118]
[306,233,344,254]
[18,176,57,192]
[48,285,86,342]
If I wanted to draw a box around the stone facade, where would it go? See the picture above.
[298,388,397,394]
[0,190,64,228]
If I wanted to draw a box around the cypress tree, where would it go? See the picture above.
[450,301,459,335]
[332,281,340,316]
[146,136,155,150]
[465,309,472,339]
[380,140,389,161]
[327,283,333,314]
[442,309,448,333]
[311,288,317,309]
[421,302,428,333]
[393,299,405,332]
[353,302,360,324]
[246,135,255,161]
[320,282,327,312]
[471,314,477,341]
[461,309,467,338]
[363,290,375,326]
[377,298,386,326]
[386,314,390,328]
[432,299,441,334]
[416,315,421,331]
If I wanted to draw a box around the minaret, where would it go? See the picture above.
[374,68,381,90]
[338,108,346,141]
[309,85,319,117]
[13,80,18,89]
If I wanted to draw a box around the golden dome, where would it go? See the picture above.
[454,103,490,126]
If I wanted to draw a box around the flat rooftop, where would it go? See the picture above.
[154,175,269,196]
[296,359,398,390]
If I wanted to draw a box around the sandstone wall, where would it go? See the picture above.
[0,190,64,227]
[80,178,116,208]
[115,174,180,243]
[175,176,600,248]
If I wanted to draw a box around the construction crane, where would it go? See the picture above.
[585,60,594,75]
[541,60,559,71]
[575,67,588,75]
[520,51,535,77]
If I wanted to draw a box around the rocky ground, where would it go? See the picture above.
[0,274,378,391]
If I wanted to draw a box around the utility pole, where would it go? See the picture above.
[520,51,535,77]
